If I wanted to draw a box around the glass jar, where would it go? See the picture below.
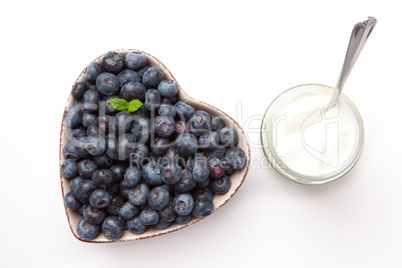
[260,84,365,186]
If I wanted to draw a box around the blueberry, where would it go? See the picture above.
[75,180,97,204]
[151,137,169,155]
[132,105,150,117]
[130,116,151,143]
[196,177,210,189]
[157,79,179,98]
[209,157,225,179]
[89,189,112,209]
[100,96,119,115]
[176,133,198,157]
[130,143,150,165]
[85,134,106,156]
[119,180,131,198]
[106,195,126,216]
[98,115,114,134]
[83,89,100,112]
[117,133,137,160]
[101,51,124,74]
[161,164,183,185]
[61,159,78,179]
[85,62,102,84]
[193,198,214,218]
[142,162,163,186]
[64,106,83,128]
[160,184,174,194]
[77,206,84,215]
[83,205,107,225]
[107,183,120,196]
[140,208,160,225]
[63,142,80,161]
[144,89,161,111]
[192,154,210,182]
[92,169,114,187]
[67,127,86,142]
[154,115,175,138]
[225,147,247,169]
[162,147,182,166]
[154,219,172,230]
[219,126,238,147]
[64,191,82,210]
[88,125,102,136]
[77,205,85,216]
[114,111,133,134]
[164,146,180,160]
[86,126,99,136]
[69,176,83,192]
[142,66,164,88]
[211,115,224,131]
[102,216,124,240]
[118,201,139,220]
[207,148,227,159]
[128,184,150,206]
[71,136,91,159]
[173,169,197,193]
[211,175,231,194]
[93,154,113,169]
[109,162,127,182]
[124,166,141,188]
[125,51,147,70]
[189,110,211,136]
[106,135,119,160]
[225,165,235,175]
[173,194,194,216]
[193,187,213,201]
[175,214,192,224]
[161,96,178,105]
[96,73,119,96]
[148,186,170,210]
[159,202,176,222]
[71,82,89,100]
[77,218,100,239]
[82,112,97,128]
[116,69,141,87]
[198,131,220,151]
[186,157,195,172]
[127,216,146,234]
[120,82,146,102]
[174,101,195,121]
[158,104,177,118]
[136,66,149,78]
[77,159,98,179]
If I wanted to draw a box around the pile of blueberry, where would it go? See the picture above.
[61,51,247,240]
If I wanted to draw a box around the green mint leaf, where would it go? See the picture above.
[127,99,143,113]
[107,98,129,111]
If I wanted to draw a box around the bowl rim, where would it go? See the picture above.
[59,49,251,243]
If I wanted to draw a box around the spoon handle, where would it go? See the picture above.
[329,17,377,106]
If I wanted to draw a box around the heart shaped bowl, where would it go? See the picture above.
[59,49,251,243]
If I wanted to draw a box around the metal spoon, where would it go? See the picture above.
[328,16,377,110]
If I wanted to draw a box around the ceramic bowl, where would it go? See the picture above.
[59,49,251,243]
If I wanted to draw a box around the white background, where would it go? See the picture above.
[1,0,401,267]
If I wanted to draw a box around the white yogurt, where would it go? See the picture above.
[268,85,359,178]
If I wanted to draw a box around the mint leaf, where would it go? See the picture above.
[107,98,129,111]
[106,98,142,113]
[128,99,143,113]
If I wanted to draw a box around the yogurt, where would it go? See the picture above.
[261,84,364,184]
